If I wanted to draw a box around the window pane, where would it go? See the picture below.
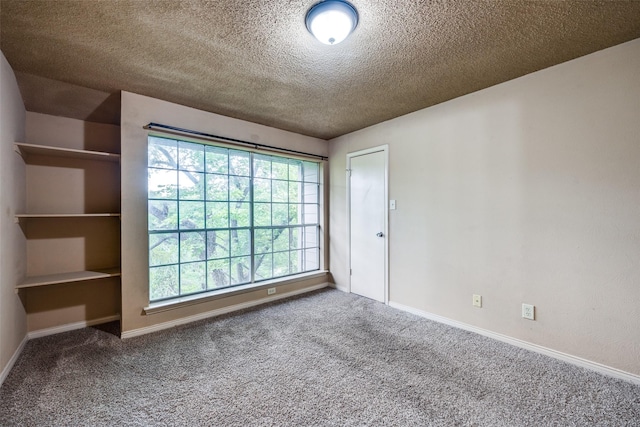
[254,154,271,178]
[254,203,271,227]
[272,159,288,181]
[304,248,319,271]
[229,150,250,176]
[230,229,250,257]
[273,227,289,252]
[254,229,272,254]
[304,225,318,249]
[179,201,205,229]
[207,230,229,259]
[290,227,301,250]
[180,232,206,262]
[178,141,204,172]
[230,202,250,227]
[148,137,177,170]
[149,200,178,231]
[272,180,288,203]
[230,257,251,284]
[254,178,271,202]
[150,265,179,300]
[304,183,318,204]
[179,171,205,200]
[208,259,230,289]
[206,174,228,201]
[303,204,318,224]
[148,168,177,199]
[273,251,289,277]
[255,253,272,281]
[180,262,206,295]
[206,146,228,174]
[272,203,288,226]
[206,202,229,229]
[289,204,301,225]
[290,250,303,274]
[149,233,179,266]
[303,161,319,183]
[289,181,301,203]
[229,176,250,201]
[289,160,302,182]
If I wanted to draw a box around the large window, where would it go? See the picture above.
[147,136,320,302]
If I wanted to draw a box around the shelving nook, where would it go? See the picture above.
[14,142,122,293]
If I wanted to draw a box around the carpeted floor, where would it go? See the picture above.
[1,288,639,426]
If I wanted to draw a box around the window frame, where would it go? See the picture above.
[147,135,322,303]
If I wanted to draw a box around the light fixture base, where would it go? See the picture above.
[305,0,359,45]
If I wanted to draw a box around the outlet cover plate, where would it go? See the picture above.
[522,303,535,320]
[473,294,482,308]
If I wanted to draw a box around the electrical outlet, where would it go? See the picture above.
[522,303,535,320]
[267,287,276,295]
[473,294,482,308]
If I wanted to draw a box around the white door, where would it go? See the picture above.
[349,148,386,302]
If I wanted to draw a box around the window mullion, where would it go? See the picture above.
[227,152,232,286]
[177,154,182,297]
[249,152,256,284]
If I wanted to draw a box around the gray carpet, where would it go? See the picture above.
[1,289,639,426]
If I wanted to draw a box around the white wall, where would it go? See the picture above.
[329,39,640,375]
[0,51,27,382]
[120,92,329,333]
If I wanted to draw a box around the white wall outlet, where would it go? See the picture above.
[522,303,535,320]
[267,287,276,295]
[473,294,482,308]
[390,199,396,210]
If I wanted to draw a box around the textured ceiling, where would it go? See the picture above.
[2,1,640,140]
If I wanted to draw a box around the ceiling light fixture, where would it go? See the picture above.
[305,0,359,45]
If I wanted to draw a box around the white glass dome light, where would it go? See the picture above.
[306,0,359,45]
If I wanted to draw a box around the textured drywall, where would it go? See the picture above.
[120,91,329,333]
[2,1,640,139]
[329,39,640,375]
[17,74,120,126]
[0,51,27,380]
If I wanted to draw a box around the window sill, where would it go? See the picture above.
[143,270,329,315]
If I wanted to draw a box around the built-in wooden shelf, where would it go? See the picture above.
[14,142,120,162]
[16,213,121,219]
[16,268,122,290]
[15,140,122,297]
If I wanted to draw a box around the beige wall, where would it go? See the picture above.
[329,39,640,375]
[26,112,120,152]
[0,51,27,377]
[23,112,121,331]
[120,91,329,333]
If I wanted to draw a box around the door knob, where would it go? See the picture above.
[376,232,384,237]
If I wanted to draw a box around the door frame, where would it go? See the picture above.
[346,145,389,304]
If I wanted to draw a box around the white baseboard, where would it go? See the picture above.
[0,334,28,387]
[27,314,121,340]
[122,282,330,339]
[388,301,640,386]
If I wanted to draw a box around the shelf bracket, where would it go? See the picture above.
[14,143,25,158]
